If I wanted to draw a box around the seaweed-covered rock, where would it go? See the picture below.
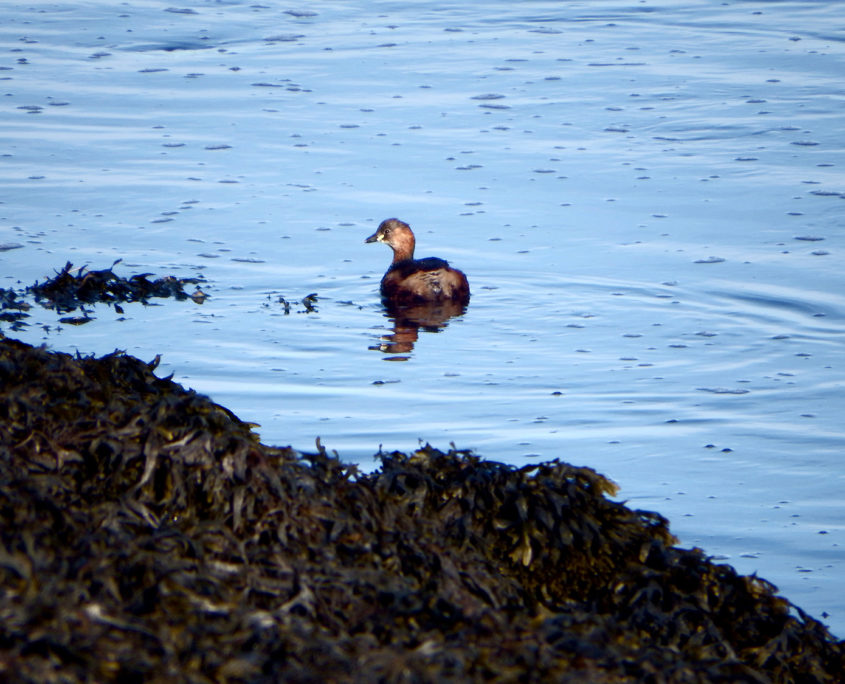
[0,336,842,682]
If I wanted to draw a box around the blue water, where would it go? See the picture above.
[2,0,844,635]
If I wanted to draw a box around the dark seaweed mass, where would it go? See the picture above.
[0,336,842,682]
[0,261,207,330]
[28,260,207,312]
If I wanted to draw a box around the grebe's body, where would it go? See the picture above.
[365,219,470,307]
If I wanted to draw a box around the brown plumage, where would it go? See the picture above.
[365,218,470,307]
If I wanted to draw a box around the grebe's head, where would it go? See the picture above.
[365,218,415,262]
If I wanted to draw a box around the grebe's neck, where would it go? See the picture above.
[390,233,415,263]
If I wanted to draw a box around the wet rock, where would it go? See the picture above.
[0,336,842,682]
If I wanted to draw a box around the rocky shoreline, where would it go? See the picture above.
[1,335,843,682]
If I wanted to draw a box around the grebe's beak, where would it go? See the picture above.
[364,231,380,244]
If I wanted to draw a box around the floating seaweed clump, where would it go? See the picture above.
[0,288,30,330]
[28,260,207,312]
[0,336,843,682]
[263,292,320,314]
[0,261,207,330]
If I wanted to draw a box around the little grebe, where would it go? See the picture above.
[365,218,470,307]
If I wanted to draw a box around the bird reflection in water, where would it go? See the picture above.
[370,299,467,358]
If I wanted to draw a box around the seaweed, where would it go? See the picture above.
[28,260,207,312]
[0,261,206,330]
[1,336,842,682]
[0,288,30,331]
[263,293,320,315]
